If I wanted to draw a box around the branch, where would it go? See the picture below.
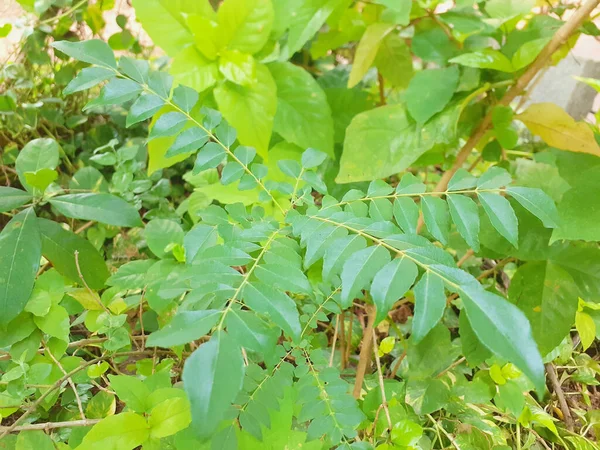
[0,419,101,433]
[431,0,600,194]
[372,329,392,430]
[353,305,376,398]
[545,363,574,431]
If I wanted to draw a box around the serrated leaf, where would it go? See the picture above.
[49,193,142,227]
[371,257,418,324]
[147,310,221,348]
[506,187,559,228]
[242,282,301,341]
[341,245,391,308]
[447,194,480,251]
[412,272,446,343]
[478,192,518,247]
[421,196,450,244]
[183,332,245,438]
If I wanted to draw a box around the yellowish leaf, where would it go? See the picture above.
[69,288,104,311]
[516,103,600,156]
[575,311,596,351]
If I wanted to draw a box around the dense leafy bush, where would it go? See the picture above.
[1,0,600,449]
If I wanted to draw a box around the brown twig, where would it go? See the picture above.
[0,418,102,433]
[329,315,340,367]
[377,72,386,106]
[353,305,376,398]
[545,363,574,431]
[389,350,407,379]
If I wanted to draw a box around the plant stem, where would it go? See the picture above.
[372,329,392,430]
[0,418,102,433]
[545,362,574,431]
[353,305,376,398]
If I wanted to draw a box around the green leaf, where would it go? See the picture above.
[225,310,278,354]
[33,304,69,342]
[460,285,545,394]
[149,112,189,141]
[448,168,477,191]
[341,245,391,307]
[149,397,192,438]
[127,93,165,127]
[24,168,57,192]
[146,310,221,348]
[214,64,276,159]
[0,208,41,325]
[421,196,450,245]
[576,311,596,351]
[477,166,512,189]
[107,260,156,290]
[391,420,423,447]
[52,39,117,69]
[15,430,55,450]
[478,192,519,247]
[505,187,558,228]
[49,193,142,227]
[131,0,196,56]
[393,198,420,234]
[64,67,116,95]
[412,271,446,344]
[512,37,549,71]
[221,162,245,185]
[301,148,328,169]
[77,412,150,450]
[84,78,141,109]
[15,138,60,193]
[486,0,534,19]
[371,257,418,324]
[218,0,274,54]
[348,23,394,88]
[374,32,414,89]
[172,85,199,113]
[450,49,514,72]
[412,27,456,65]
[219,50,256,86]
[459,311,492,366]
[551,166,600,242]
[405,67,459,124]
[37,218,109,290]
[269,62,334,157]
[193,142,226,174]
[254,263,312,295]
[183,331,245,438]
[119,57,150,84]
[243,282,302,341]
[171,47,220,93]
[167,128,210,157]
[508,261,578,355]
[447,194,480,251]
[322,234,367,282]
[145,219,184,258]
[108,375,150,413]
[0,187,32,212]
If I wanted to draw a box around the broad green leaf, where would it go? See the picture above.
[184,224,218,262]
[167,128,210,157]
[421,196,450,245]
[486,0,534,19]
[478,192,518,247]
[221,162,245,185]
[301,148,328,169]
[447,194,480,251]
[219,50,256,86]
[183,331,245,438]
[84,78,141,109]
[348,23,394,88]
[127,93,165,127]
[405,67,459,124]
[508,261,578,355]
[119,57,150,84]
[49,193,142,227]
[412,272,446,343]
[145,219,184,258]
[512,37,550,71]
[171,46,219,93]
[149,112,189,140]
[477,166,512,189]
[15,138,60,193]
[450,49,514,72]
[52,39,117,69]
[37,218,109,290]
[575,311,596,351]
[412,27,457,65]
[242,282,301,341]
[218,0,274,55]
[516,103,600,156]
[460,285,544,394]
[107,260,156,290]
[226,310,278,354]
[33,304,69,342]
[269,62,334,157]
[15,430,55,450]
[172,85,199,113]
[0,208,41,325]
[76,412,150,450]
[341,245,391,307]
[214,64,276,159]
[391,420,423,447]
[459,310,491,366]
[108,375,150,413]
[146,310,221,347]
[131,0,199,56]
[338,102,460,182]
[149,397,192,438]
[371,257,418,324]
[254,264,311,295]
[193,142,226,174]
[24,168,57,192]
[505,187,558,228]
[64,67,116,94]
[393,198,420,234]
[0,187,32,212]
[322,234,367,281]
[374,32,414,89]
